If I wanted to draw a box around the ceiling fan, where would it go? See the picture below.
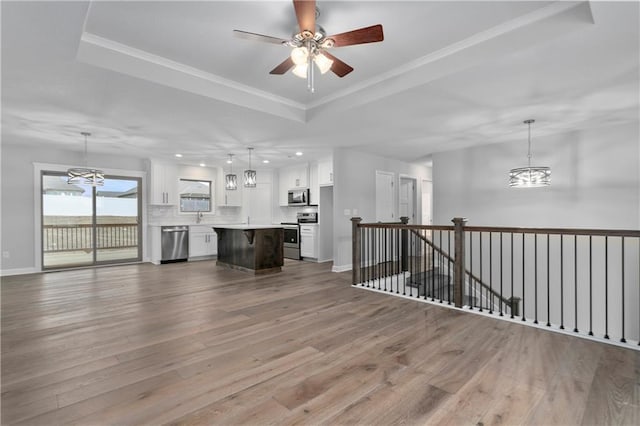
[233,0,384,93]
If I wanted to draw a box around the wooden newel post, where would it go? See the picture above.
[400,216,409,272]
[452,217,467,308]
[351,217,362,285]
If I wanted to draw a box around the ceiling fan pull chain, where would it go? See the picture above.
[307,40,314,93]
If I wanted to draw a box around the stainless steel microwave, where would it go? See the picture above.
[288,188,309,206]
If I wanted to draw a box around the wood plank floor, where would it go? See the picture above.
[2,260,639,425]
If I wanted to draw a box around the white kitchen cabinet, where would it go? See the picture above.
[290,164,308,188]
[278,164,309,206]
[149,161,178,205]
[318,158,333,186]
[300,224,318,259]
[189,226,217,258]
[223,188,242,206]
[278,168,290,206]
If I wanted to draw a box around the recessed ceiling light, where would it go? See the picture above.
[200,163,206,167]
[295,152,303,156]
[175,154,183,158]
[263,160,269,164]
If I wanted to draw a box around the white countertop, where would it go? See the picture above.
[211,224,284,230]
[148,222,246,227]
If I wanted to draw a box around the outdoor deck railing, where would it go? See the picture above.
[43,223,138,252]
[352,217,640,346]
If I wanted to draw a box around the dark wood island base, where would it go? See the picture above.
[213,225,284,274]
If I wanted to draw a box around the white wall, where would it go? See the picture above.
[433,122,640,229]
[1,143,147,273]
[332,147,432,271]
[432,121,640,341]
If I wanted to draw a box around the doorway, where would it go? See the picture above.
[399,176,417,224]
[41,172,142,269]
[421,179,433,225]
[375,170,395,222]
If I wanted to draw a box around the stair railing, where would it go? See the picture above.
[352,217,640,346]
[409,228,519,315]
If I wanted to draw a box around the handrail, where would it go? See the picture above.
[361,223,455,231]
[409,229,454,264]
[465,225,640,238]
[361,222,640,237]
[409,229,514,310]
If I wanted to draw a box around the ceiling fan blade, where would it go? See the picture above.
[320,51,353,78]
[293,0,316,34]
[326,24,384,48]
[269,57,295,75]
[233,30,289,45]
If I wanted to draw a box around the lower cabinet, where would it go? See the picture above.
[300,224,318,259]
[189,226,217,259]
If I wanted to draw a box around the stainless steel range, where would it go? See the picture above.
[281,222,300,260]
[282,213,318,260]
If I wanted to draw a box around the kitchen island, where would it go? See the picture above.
[212,225,283,274]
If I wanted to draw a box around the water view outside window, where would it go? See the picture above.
[42,173,141,269]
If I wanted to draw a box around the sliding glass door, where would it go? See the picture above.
[41,172,142,269]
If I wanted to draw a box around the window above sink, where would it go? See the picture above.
[179,179,212,213]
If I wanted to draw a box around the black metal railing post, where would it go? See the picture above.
[509,296,521,317]
[452,217,467,308]
[351,217,362,285]
[400,216,409,272]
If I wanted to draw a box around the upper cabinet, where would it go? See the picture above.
[288,164,308,189]
[278,164,309,206]
[216,167,242,207]
[149,160,178,205]
[318,158,333,186]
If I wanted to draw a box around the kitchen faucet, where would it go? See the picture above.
[196,211,203,223]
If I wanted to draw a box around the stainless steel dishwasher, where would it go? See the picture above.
[161,226,189,263]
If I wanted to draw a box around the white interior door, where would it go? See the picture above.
[375,171,395,222]
[399,177,416,224]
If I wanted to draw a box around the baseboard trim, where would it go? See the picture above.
[1,267,39,277]
[331,264,352,273]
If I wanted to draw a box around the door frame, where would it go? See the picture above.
[375,170,396,222]
[34,163,147,272]
[398,174,417,224]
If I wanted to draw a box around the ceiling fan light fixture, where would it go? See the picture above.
[314,52,333,74]
[292,63,308,79]
[320,38,334,48]
[290,46,308,65]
